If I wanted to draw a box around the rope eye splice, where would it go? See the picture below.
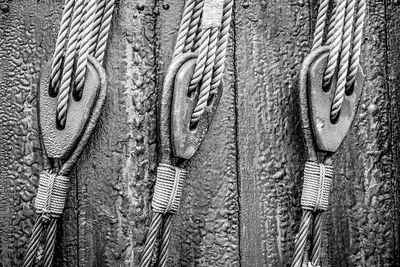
[140,0,233,266]
[22,0,116,266]
[292,0,366,266]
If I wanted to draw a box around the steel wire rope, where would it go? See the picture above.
[94,0,116,64]
[138,2,234,266]
[74,0,98,97]
[291,0,366,266]
[330,0,356,121]
[158,214,173,266]
[88,0,106,55]
[173,0,197,58]
[49,0,75,95]
[322,0,347,88]
[210,0,234,94]
[190,27,220,123]
[56,0,86,128]
[183,0,205,53]
[189,0,233,123]
[139,1,233,266]
[139,213,164,267]
[311,0,330,51]
[345,0,366,89]
[22,0,115,266]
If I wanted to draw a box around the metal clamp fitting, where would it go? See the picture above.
[159,53,223,161]
[299,46,365,154]
[38,55,106,159]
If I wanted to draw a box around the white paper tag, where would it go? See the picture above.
[201,0,224,28]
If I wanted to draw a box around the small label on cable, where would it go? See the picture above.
[201,0,224,28]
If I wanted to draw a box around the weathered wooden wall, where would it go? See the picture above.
[0,0,399,266]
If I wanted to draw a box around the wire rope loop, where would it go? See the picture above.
[188,0,227,124]
[56,0,86,129]
[73,0,99,99]
[24,1,115,266]
[329,0,356,121]
[48,0,115,128]
[294,1,365,267]
[311,0,366,121]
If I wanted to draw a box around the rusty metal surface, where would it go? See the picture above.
[0,0,398,266]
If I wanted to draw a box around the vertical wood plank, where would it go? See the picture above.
[0,1,79,265]
[156,1,240,265]
[74,0,157,265]
[0,0,399,266]
[386,0,400,265]
[236,0,400,266]
[235,1,311,266]
[325,1,397,266]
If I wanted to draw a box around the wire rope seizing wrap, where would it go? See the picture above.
[152,164,187,214]
[301,161,333,211]
[34,170,69,217]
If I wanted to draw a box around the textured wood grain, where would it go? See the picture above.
[236,1,310,266]
[157,1,239,266]
[386,1,400,266]
[73,0,157,265]
[1,0,400,266]
[236,0,400,266]
[325,1,397,266]
[0,1,79,266]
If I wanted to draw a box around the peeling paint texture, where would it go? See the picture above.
[0,0,399,266]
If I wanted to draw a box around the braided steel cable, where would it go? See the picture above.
[209,0,233,94]
[158,214,173,267]
[188,28,211,93]
[292,1,365,265]
[57,0,85,128]
[192,25,204,53]
[311,0,330,51]
[183,0,204,53]
[43,218,58,267]
[173,0,196,58]
[22,216,45,267]
[310,212,323,266]
[191,27,219,123]
[323,0,347,87]
[140,1,231,264]
[88,0,106,55]
[74,0,98,98]
[49,0,75,95]
[326,2,338,45]
[346,0,366,89]
[35,244,44,265]
[94,0,116,64]
[291,210,313,267]
[140,212,164,267]
[330,0,356,120]
[23,1,115,265]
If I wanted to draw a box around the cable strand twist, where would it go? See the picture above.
[49,0,75,95]
[323,0,347,87]
[74,0,98,97]
[311,0,330,51]
[210,0,233,94]
[56,0,86,128]
[330,0,356,121]
[345,0,366,89]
